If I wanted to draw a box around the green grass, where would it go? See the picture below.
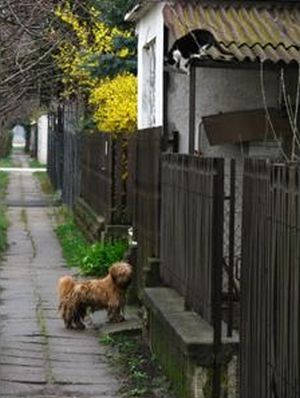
[0,172,9,253]
[33,172,55,195]
[29,159,46,168]
[100,333,175,398]
[0,156,13,167]
[55,208,128,276]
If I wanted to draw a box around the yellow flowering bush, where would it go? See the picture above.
[54,3,120,94]
[54,2,137,134]
[89,74,137,134]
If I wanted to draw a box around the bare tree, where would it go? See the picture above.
[0,0,77,130]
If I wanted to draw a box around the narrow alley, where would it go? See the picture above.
[0,152,121,398]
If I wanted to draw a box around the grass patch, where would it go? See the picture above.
[55,207,128,276]
[29,158,46,168]
[33,171,55,195]
[0,172,9,253]
[101,333,176,398]
[0,156,13,167]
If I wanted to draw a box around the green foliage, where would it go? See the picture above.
[29,159,46,168]
[55,211,128,276]
[80,240,128,276]
[90,0,138,28]
[0,172,9,198]
[85,49,137,79]
[33,172,55,195]
[0,156,13,168]
[55,218,86,267]
[0,131,13,158]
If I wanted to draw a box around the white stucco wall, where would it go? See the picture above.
[37,114,48,164]
[12,125,26,147]
[136,3,164,129]
[168,67,281,155]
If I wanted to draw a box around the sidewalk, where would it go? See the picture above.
[0,158,121,397]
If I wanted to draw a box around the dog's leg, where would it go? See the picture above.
[107,303,125,323]
[73,304,87,330]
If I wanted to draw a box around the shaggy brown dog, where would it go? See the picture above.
[58,262,132,330]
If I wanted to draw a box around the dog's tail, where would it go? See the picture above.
[58,275,75,301]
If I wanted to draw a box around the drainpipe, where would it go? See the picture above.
[189,62,196,154]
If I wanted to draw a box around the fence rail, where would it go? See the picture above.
[241,159,300,398]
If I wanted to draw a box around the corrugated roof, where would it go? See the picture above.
[163,2,300,64]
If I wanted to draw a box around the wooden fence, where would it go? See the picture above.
[80,132,136,225]
[134,127,163,286]
[241,159,300,398]
[80,133,113,222]
[160,154,224,325]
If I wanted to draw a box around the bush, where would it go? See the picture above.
[89,73,137,134]
[80,240,128,276]
[55,213,128,276]
[0,132,13,158]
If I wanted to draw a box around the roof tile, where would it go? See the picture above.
[164,2,300,64]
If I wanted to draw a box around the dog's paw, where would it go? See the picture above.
[108,314,125,323]
[75,322,86,330]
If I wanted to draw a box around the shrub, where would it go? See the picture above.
[89,73,137,134]
[0,132,13,158]
[80,240,128,276]
[55,213,128,276]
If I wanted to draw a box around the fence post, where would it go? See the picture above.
[227,159,236,337]
[212,158,224,398]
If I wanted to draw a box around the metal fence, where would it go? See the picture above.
[47,102,82,207]
[240,159,300,398]
[62,101,83,207]
[47,106,64,191]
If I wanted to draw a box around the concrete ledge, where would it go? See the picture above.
[143,287,239,398]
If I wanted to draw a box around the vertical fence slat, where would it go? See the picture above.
[160,155,224,325]
[241,159,300,398]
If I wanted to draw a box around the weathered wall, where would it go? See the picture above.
[136,3,164,129]
[167,67,281,156]
[37,114,48,164]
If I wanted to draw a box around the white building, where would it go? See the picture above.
[127,0,300,158]
[37,114,48,164]
[12,125,26,147]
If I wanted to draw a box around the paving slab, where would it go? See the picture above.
[0,154,122,398]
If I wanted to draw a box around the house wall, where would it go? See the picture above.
[12,125,26,147]
[167,67,281,156]
[37,114,48,164]
[136,3,164,129]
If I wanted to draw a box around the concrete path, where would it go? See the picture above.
[0,157,121,397]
